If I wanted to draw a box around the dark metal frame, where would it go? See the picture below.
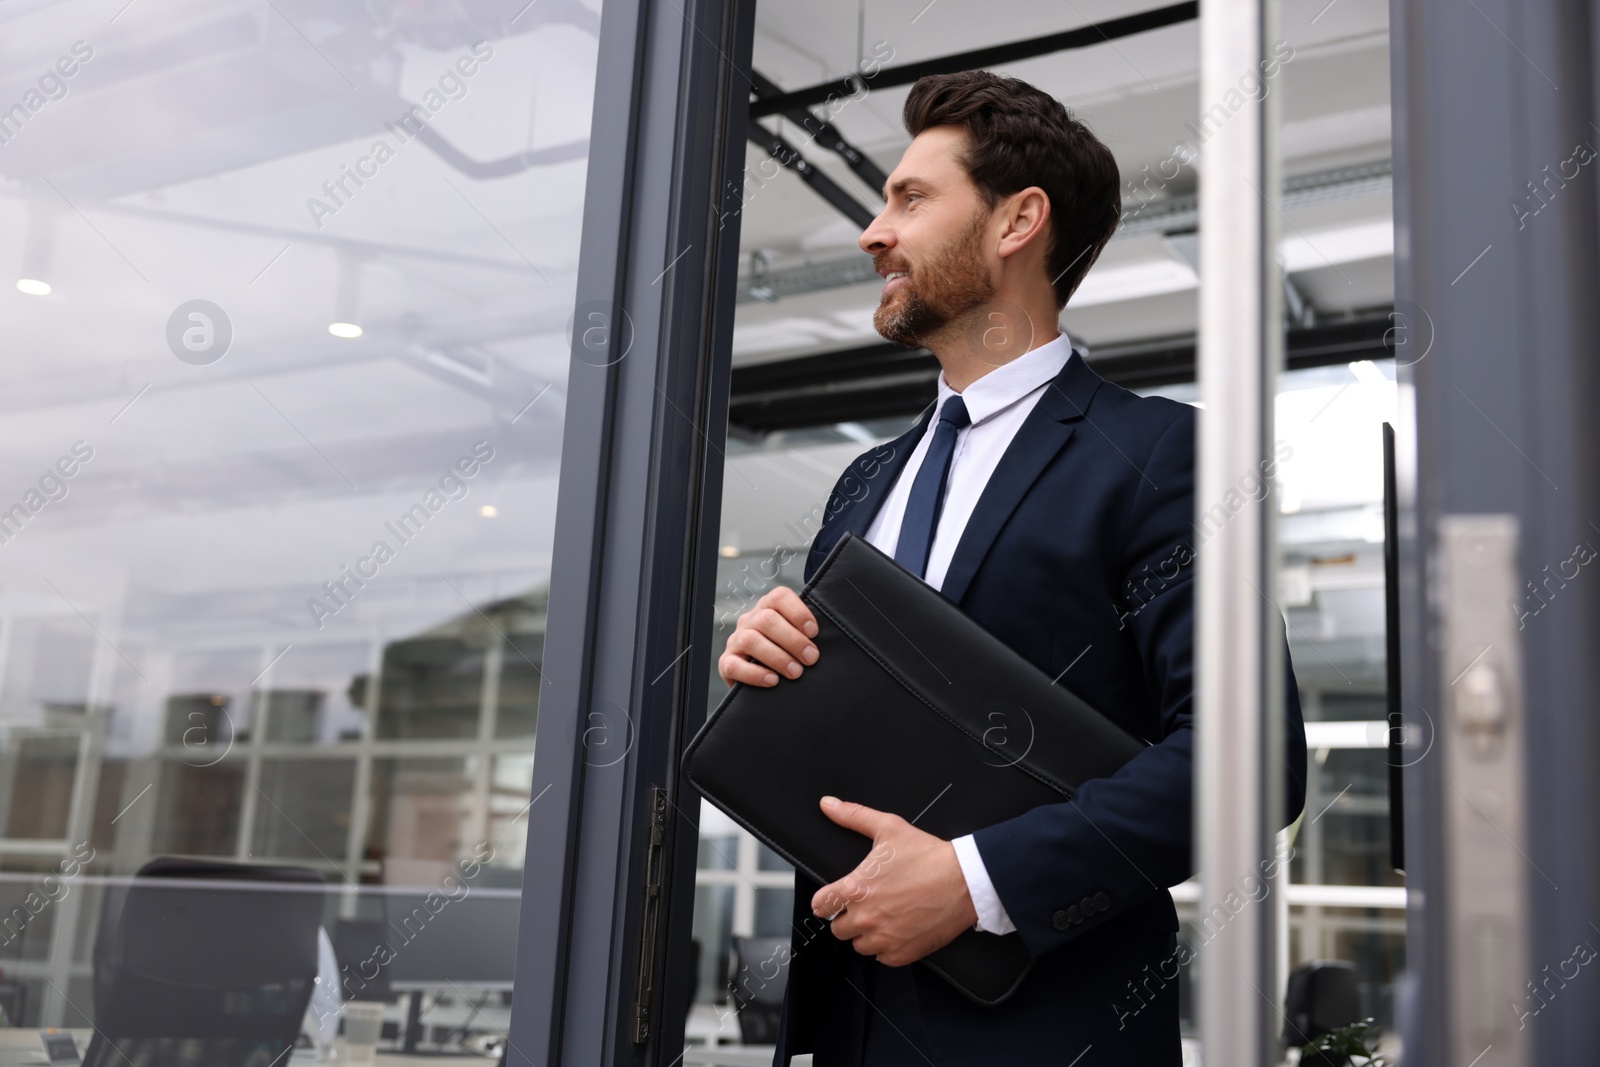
[1390,0,1600,1063]
[507,0,757,1062]
[727,312,1402,433]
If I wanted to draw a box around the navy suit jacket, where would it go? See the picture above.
[773,349,1308,1065]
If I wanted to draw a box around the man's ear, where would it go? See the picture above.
[997,186,1051,259]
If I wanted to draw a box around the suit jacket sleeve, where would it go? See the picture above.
[969,411,1309,959]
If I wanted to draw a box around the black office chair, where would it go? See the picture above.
[85,856,325,1067]
[1282,959,1361,1063]
[330,918,396,1003]
[727,936,789,1045]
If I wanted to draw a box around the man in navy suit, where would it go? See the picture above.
[717,70,1307,1066]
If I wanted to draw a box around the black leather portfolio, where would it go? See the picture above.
[683,532,1147,1005]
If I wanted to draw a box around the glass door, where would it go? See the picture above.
[0,1,604,1060]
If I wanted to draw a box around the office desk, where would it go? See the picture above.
[0,1029,499,1065]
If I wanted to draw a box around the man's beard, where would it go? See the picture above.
[873,210,995,349]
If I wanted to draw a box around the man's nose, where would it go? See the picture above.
[859,210,894,256]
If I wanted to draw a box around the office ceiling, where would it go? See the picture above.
[732,0,1394,363]
[0,0,1396,681]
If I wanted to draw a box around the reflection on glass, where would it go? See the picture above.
[1294,748,1402,889]
[756,839,791,873]
[489,753,537,870]
[253,758,357,862]
[149,763,246,857]
[367,757,477,867]
[0,0,601,1046]
[692,359,1409,1032]
[0,730,79,840]
[693,885,735,1007]
[1295,906,1405,1028]
[753,887,794,938]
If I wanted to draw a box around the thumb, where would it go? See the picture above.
[819,795,893,837]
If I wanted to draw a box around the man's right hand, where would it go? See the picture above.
[717,586,820,688]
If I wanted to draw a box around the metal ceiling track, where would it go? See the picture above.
[734,158,1392,303]
[745,2,1200,226]
[727,310,1398,434]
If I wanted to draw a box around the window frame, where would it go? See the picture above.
[507,0,758,1064]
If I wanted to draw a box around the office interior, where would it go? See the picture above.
[0,0,1595,1065]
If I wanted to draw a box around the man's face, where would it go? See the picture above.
[860,127,996,349]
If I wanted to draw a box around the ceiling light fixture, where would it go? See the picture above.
[329,249,364,339]
[17,205,57,297]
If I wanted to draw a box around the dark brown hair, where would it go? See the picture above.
[903,70,1121,309]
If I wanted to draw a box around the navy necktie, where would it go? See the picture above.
[893,395,971,579]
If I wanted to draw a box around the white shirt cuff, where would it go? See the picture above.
[951,834,1016,935]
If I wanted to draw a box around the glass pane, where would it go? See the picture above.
[377,635,486,740]
[696,802,739,871]
[367,757,478,866]
[754,886,795,938]
[252,757,357,863]
[0,0,603,1050]
[489,753,537,870]
[0,729,78,839]
[1293,747,1402,888]
[1289,905,1406,1029]
[756,839,792,873]
[691,884,735,1005]
[497,621,545,739]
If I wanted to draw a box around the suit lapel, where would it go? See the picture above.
[939,349,1105,604]
[806,403,935,576]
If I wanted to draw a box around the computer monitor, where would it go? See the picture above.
[333,865,523,992]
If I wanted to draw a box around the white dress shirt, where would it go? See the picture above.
[861,331,1075,935]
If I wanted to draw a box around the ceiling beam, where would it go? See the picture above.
[745,122,878,228]
[727,311,1397,433]
[751,69,889,197]
[748,2,1198,119]
[741,3,1199,229]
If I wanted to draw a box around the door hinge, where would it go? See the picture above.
[632,787,669,1044]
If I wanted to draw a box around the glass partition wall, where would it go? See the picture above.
[0,0,602,1057]
[694,361,1405,1039]
[685,0,1401,1052]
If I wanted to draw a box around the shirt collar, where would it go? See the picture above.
[936,331,1075,427]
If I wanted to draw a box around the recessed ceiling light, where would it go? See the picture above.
[328,322,363,339]
[479,505,498,518]
[718,545,740,558]
[16,278,51,296]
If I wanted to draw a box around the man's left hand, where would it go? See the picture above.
[810,796,978,967]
